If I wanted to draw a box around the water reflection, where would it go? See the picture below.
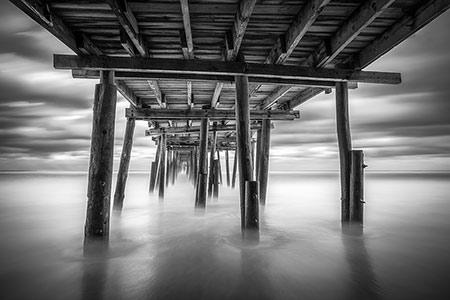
[81,256,109,300]
[342,225,383,300]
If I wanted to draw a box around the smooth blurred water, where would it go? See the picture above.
[0,171,449,300]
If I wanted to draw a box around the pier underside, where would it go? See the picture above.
[10,0,449,248]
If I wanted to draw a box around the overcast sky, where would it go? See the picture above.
[0,2,449,172]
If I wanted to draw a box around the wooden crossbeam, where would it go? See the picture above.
[107,0,148,57]
[261,86,293,110]
[126,108,300,121]
[10,0,142,109]
[211,0,257,109]
[155,136,237,144]
[348,0,450,69]
[56,55,401,85]
[145,123,273,136]
[72,69,359,89]
[283,0,394,110]
[147,80,166,108]
[266,0,330,65]
[179,0,195,108]
[307,0,395,68]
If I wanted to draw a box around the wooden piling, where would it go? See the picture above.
[166,149,171,187]
[231,150,238,188]
[336,81,352,223]
[149,137,161,192]
[255,127,262,181]
[213,159,219,198]
[195,118,209,208]
[350,150,365,224]
[235,56,254,230]
[158,134,167,199]
[84,70,117,248]
[259,119,271,206]
[113,117,135,212]
[225,150,230,187]
[245,181,259,241]
[208,122,218,198]
[217,150,223,184]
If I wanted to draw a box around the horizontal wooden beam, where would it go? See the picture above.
[227,0,257,61]
[126,108,300,121]
[116,80,140,107]
[145,123,273,136]
[107,0,148,57]
[349,0,450,69]
[72,69,358,88]
[56,55,401,85]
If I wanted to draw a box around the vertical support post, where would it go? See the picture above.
[336,82,352,223]
[213,159,219,198]
[350,150,365,224]
[259,119,271,206]
[231,149,238,188]
[217,150,223,184]
[195,118,209,208]
[193,146,198,186]
[171,150,177,185]
[255,126,262,181]
[245,181,259,241]
[158,134,167,199]
[84,70,117,250]
[149,136,161,193]
[166,149,171,187]
[235,54,254,230]
[225,150,231,187]
[208,122,218,198]
[113,117,135,212]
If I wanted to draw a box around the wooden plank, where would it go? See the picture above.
[106,0,148,57]
[336,82,352,223]
[113,118,135,212]
[349,0,450,69]
[126,108,300,121]
[55,55,401,85]
[266,0,331,65]
[72,69,357,88]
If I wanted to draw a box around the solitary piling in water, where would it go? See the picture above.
[84,70,117,250]
[350,150,365,224]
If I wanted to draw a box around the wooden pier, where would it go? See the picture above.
[10,0,449,249]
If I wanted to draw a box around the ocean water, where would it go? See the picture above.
[0,171,449,300]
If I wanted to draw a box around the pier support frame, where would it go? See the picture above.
[235,55,255,231]
[84,70,117,250]
[195,118,209,208]
[113,117,135,212]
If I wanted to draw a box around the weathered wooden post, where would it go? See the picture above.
[336,82,352,223]
[113,117,135,212]
[84,70,117,251]
[235,54,254,231]
[213,159,219,198]
[166,149,171,187]
[149,137,161,193]
[231,150,238,188]
[245,181,259,241]
[195,118,209,208]
[259,119,271,206]
[217,150,223,184]
[193,146,198,186]
[255,126,262,180]
[208,122,218,198]
[225,150,231,187]
[158,134,167,199]
[350,150,365,224]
